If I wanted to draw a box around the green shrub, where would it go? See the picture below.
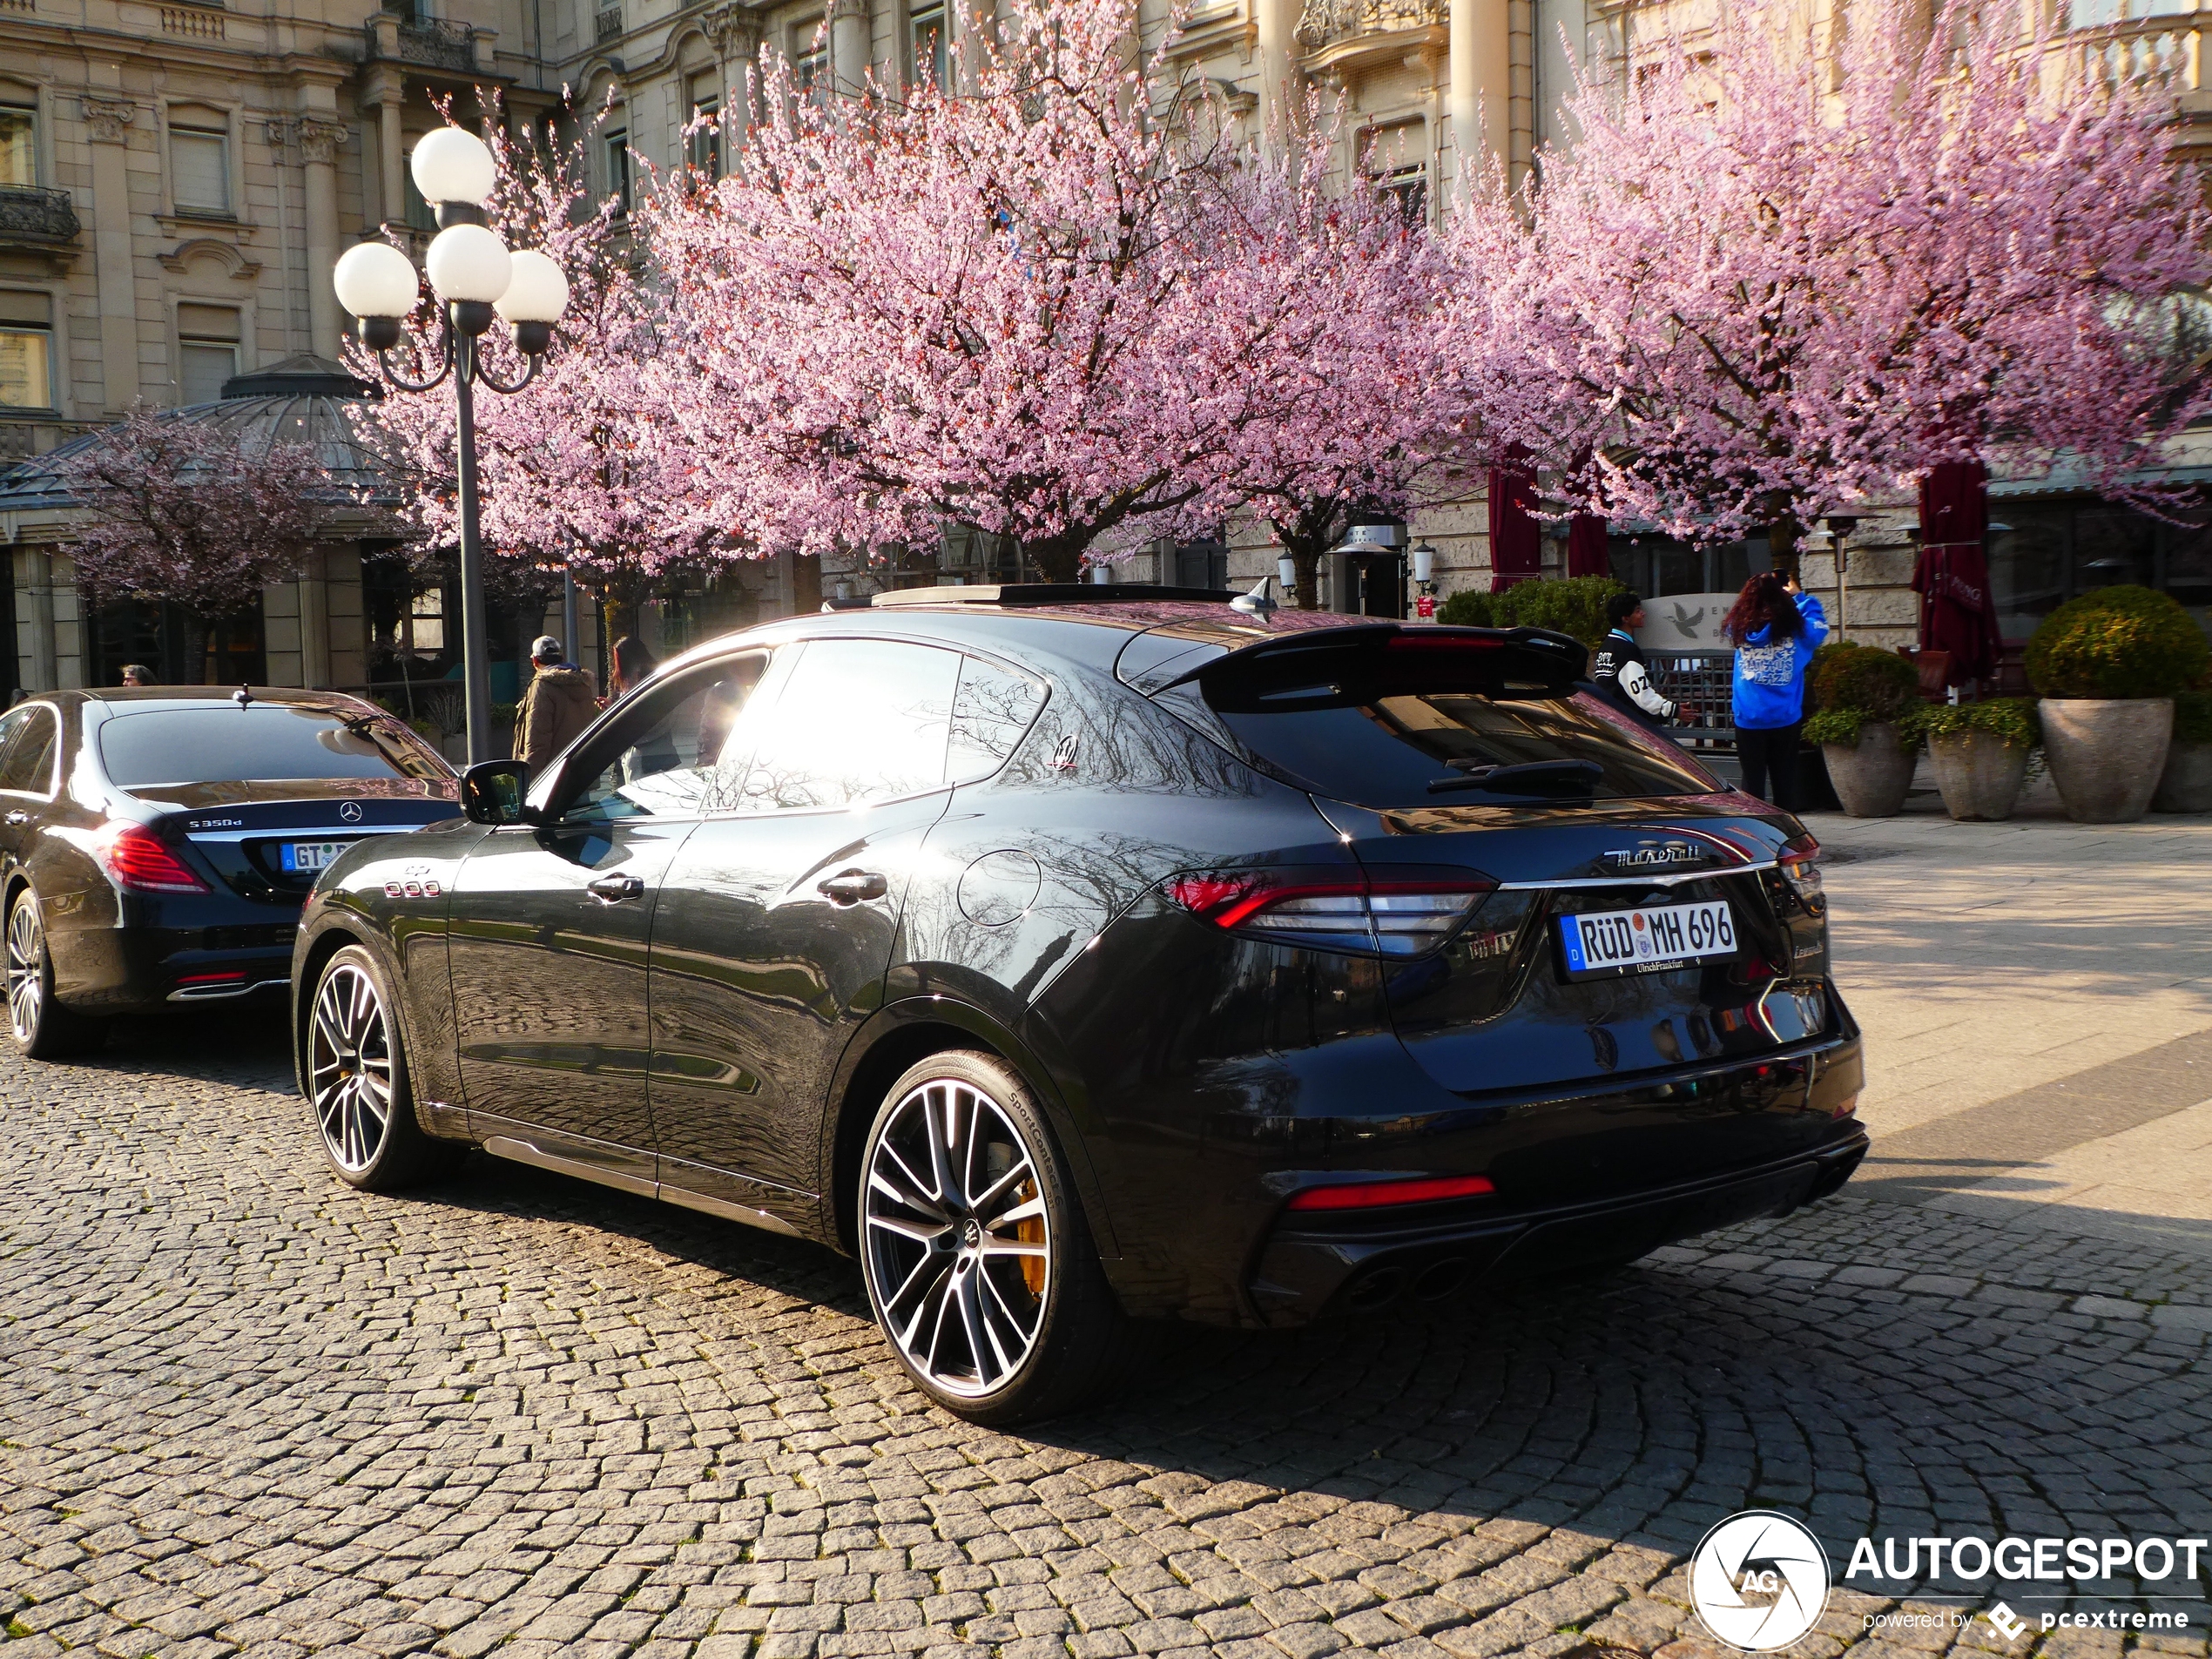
[1804,707,1923,750]
[1499,576,1628,646]
[1809,641,1921,720]
[2175,688,2212,745]
[1436,588,1496,628]
[2026,584,2210,699]
[1901,697,2041,751]
[1437,576,1627,646]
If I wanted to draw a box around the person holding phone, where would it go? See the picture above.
[1723,570,1829,808]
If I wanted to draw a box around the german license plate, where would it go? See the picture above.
[1559,900,1736,977]
[281,840,347,873]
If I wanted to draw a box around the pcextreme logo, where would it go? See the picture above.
[1690,1512,1832,1651]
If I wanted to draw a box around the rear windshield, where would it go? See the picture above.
[99,705,452,789]
[1195,665,1717,807]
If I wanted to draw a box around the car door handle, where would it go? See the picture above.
[3,811,25,826]
[587,873,645,903]
[818,870,889,906]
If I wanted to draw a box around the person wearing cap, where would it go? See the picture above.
[1591,590,1679,726]
[513,635,598,771]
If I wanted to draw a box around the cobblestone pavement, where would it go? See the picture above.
[7,820,2212,1659]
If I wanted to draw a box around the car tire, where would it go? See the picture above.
[307,944,462,1192]
[6,886,104,1060]
[859,1049,1128,1425]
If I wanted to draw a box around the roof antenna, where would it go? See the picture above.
[1229,575,1278,621]
[233,683,254,707]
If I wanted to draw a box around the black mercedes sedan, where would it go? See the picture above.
[291,588,1865,1423]
[3,685,457,1057]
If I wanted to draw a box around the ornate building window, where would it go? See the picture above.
[0,290,53,410]
[687,74,724,179]
[910,4,949,90]
[169,105,233,217]
[0,96,34,185]
[176,303,240,405]
[604,127,632,213]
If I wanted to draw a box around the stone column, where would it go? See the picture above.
[709,6,765,140]
[24,550,57,694]
[299,119,347,354]
[829,0,870,96]
[1255,0,1295,142]
[82,96,139,412]
[299,549,333,690]
[954,0,992,93]
[1449,0,1510,185]
[364,70,406,231]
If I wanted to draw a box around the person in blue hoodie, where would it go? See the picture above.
[1723,570,1829,808]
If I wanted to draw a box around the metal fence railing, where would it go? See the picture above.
[1649,651,1737,749]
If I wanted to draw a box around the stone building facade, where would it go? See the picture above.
[2,0,2207,705]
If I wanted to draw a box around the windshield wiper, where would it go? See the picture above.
[1427,759,1603,795]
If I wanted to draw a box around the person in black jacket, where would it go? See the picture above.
[1591,591,1679,723]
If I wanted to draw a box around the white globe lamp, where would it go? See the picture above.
[410,125,497,209]
[333,240,420,321]
[425,223,513,309]
[494,250,570,323]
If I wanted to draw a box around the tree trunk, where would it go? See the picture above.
[603,594,637,650]
[792,551,823,612]
[1769,507,1802,582]
[1025,541,1084,585]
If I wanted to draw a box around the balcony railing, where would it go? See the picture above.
[0,185,82,248]
[368,16,477,71]
[1296,0,1447,51]
[594,5,621,43]
[2074,10,2205,92]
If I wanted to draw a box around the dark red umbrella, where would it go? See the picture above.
[1912,460,2004,687]
[1487,462,1541,593]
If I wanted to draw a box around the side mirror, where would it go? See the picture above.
[461,759,533,826]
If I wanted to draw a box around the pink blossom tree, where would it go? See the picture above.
[1468,0,2212,567]
[359,106,732,644]
[649,1,1335,584]
[1206,116,1488,609]
[52,403,366,681]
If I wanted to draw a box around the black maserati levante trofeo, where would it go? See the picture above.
[292,590,1866,1423]
[3,685,458,1056]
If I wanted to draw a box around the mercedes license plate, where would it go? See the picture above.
[281,840,347,873]
[1559,900,1736,977]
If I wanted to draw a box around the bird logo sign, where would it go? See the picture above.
[1691,1512,1832,1651]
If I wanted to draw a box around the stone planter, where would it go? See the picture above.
[1820,723,1915,818]
[2040,698,2173,824]
[2154,738,2212,813]
[1927,731,2031,822]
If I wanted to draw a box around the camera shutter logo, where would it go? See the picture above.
[1690,1511,1831,1651]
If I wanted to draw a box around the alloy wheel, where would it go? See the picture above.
[864,1076,1053,1399]
[6,896,42,1044]
[310,961,395,1174]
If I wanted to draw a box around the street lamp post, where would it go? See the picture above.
[331,125,570,766]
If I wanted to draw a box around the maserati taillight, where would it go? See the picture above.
[1285,1173,1496,1212]
[1163,866,1494,958]
[1778,833,1823,908]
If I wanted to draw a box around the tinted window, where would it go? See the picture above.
[948,656,1046,783]
[561,654,767,822]
[98,705,450,788]
[736,639,960,812]
[0,708,37,788]
[1198,662,1715,808]
[0,708,55,794]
